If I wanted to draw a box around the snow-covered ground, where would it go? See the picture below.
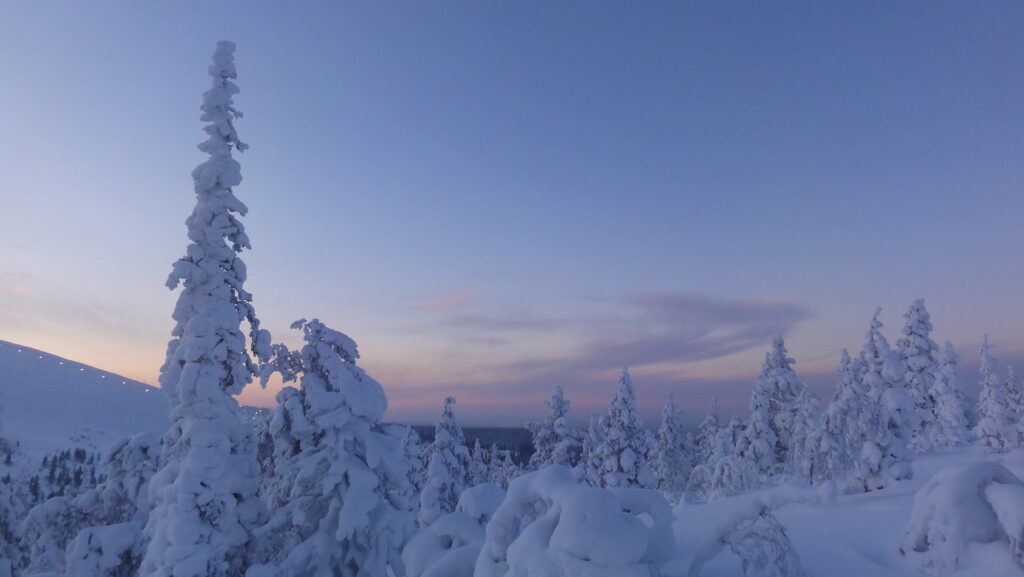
[671,446,1024,577]
[0,340,168,458]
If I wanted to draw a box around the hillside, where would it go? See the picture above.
[0,340,169,458]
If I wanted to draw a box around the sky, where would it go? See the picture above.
[1,2,1022,426]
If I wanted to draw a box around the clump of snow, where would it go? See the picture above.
[901,461,1024,574]
[402,484,504,577]
[475,464,673,577]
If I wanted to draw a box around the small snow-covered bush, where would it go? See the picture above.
[901,461,1024,574]
[65,522,145,577]
[475,464,673,577]
[686,456,759,503]
[402,484,504,577]
[687,495,809,577]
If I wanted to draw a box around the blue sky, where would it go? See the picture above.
[1,2,1022,425]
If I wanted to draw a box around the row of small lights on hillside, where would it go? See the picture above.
[4,343,152,391]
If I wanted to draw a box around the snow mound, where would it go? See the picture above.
[0,341,168,458]
[901,461,1024,574]
[475,464,674,577]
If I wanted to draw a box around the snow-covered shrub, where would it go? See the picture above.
[475,464,674,577]
[687,504,808,577]
[402,484,504,577]
[687,484,821,577]
[901,461,1024,574]
[686,456,759,503]
[65,522,145,577]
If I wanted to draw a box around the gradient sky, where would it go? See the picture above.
[1,2,1022,426]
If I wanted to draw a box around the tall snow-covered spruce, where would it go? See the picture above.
[142,42,271,577]
[527,386,579,470]
[859,310,914,489]
[418,397,470,526]
[654,393,691,495]
[738,337,804,476]
[975,335,1013,452]
[896,299,940,452]
[931,341,972,448]
[595,368,655,488]
[248,319,413,576]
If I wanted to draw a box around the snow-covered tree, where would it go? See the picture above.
[403,428,428,497]
[489,448,521,490]
[717,416,746,459]
[527,386,580,469]
[897,299,940,453]
[1007,365,1023,433]
[580,414,604,486]
[931,341,972,448]
[976,336,1014,452]
[653,393,691,495]
[822,349,868,485]
[20,433,160,575]
[0,435,26,576]
[694,398,722,466]
[418,397,470,526]
[859,310,914,489]
[595,368,656,488]
[141,41,272,577]
[789,388,827,485]
[248,319,414,576]
[737,384,777,476]
[738,337,804,476]
[468,439,490,487]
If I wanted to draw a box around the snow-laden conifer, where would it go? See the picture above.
[403,428,428,497]
[418,397,470,526]
[931,341,972,448]
[595,368,655,488]
[822,349,867,485]
[469,439,490,487]
[859,310,914,489]
[694,398,722,466]
[738,337,804,476]
[975,336,1014,452]
[527,386,579,469]
[897,299,940,453]
[580,414,604,486]
[248,319,414,576]
[142,41,271,577]
[654,393,691,495]
[789,388,827,485]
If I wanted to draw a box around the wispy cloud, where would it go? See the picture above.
[416,290,474,311]
[0,272,32,296]
[403,291,814,401]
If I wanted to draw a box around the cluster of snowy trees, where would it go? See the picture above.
[517,300,1007,504]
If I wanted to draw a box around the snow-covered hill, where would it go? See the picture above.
[0,340,169,458]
